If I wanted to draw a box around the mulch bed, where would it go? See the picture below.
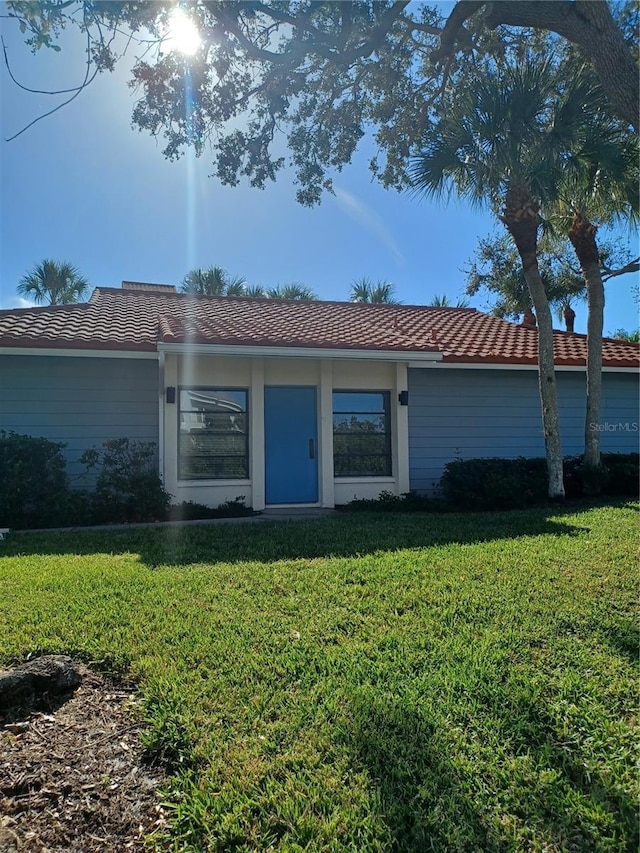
[0,665,169,852]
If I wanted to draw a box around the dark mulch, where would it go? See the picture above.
[0,665,169,852]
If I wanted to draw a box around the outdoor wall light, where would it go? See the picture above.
[398,390,409,406]
[166,386,176,404]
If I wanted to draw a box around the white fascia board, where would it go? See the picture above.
[158,342,443,363]
[0,347,158,360]
[407,361,639,374]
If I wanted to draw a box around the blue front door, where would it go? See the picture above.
[264,386,318,504]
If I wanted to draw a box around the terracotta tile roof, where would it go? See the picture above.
[0,286,638,368]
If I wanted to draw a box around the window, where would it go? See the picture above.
[179,388,248,479]
[333,391,391,477]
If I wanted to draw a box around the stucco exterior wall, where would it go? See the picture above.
[162,353,409,509]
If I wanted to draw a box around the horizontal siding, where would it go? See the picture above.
[408,368,639,493]
[1,412,158,428]
[1,391,153,406]
[0,355,159,481]
[595,374,640,451]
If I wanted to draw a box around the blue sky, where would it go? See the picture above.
[0,3,637,336]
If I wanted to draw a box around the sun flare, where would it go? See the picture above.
[166,8,202,56]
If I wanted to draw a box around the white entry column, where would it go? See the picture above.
[319,359,335,508]
[251,357,266,511]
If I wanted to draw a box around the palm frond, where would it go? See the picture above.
[17,259,89,305]
[349,278,399,303]
[267,283,318,300]
[181,266,248,296]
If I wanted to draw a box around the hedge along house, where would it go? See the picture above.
[0,281,638,510]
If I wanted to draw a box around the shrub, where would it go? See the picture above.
[438,457,548,511]
[601,452,639,496]
[563,454,639,499]
[439,452,639,510]
[339,489,435,513]
[0,431,71,528]
[579,461,610,497]
[80,438,170,524]
[562,456,587,499]
[166,497,254,521]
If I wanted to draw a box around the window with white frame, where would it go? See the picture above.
[333,391,392,477]
[179,388,249,479]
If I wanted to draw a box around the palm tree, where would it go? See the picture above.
[465,233,587,329]
[466,237,538,326]
[350,278,400,304]
[554,297,577,333]
[17,259,90,305]
[181,266,247,296]
[545,258,587,333]
[610,329,640,342]
[266,283,318,300]
[226,282,318,300]
[428,294,470,308]
[553,89,639,468]
[244,285,267,298]
[410,59,582,498]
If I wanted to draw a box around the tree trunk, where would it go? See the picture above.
[563,304,576,333]
[568,211,603,469]
[502,186,565,499]
[435,1,639,131]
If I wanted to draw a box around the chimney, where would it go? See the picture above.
[122,281,177,293]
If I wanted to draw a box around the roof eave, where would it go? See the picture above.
[0,339,157,353]
[157,341,444,362]
[439,355,639,370]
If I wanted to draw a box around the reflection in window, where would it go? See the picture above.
[333,391,391,477]
[179,388,248,479]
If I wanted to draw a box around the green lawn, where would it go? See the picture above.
[1,503,638,853]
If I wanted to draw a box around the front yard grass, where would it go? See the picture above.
[0,502,637,852]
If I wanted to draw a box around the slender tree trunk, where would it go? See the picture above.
[568,211,603,469]
[502,186,565,499]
